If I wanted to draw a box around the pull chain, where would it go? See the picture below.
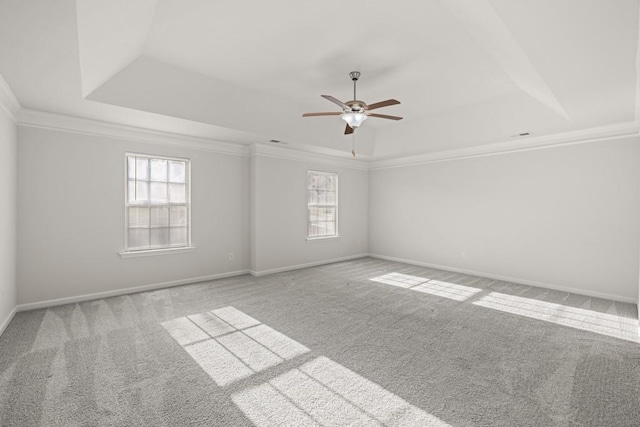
[352,131,356,157]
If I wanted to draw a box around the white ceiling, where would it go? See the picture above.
[0,0,638,159]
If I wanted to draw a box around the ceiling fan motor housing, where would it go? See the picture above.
[346,100,366,112]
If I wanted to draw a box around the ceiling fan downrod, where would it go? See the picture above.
[349,71,360,101]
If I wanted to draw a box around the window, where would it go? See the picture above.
[307,170,338,239]
[125,153,190,252]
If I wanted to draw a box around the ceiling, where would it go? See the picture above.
[0,0,638,159]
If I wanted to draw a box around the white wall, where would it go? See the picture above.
[13,122,640,307]
[251,154,368,274]
[17,126,250,305]
[370,137,640,302]
[0,106,17,330]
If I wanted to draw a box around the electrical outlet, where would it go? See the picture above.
[461,251,467,260]
[229,252,234,261]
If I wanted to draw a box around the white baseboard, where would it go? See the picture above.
[18,254,370,311]
[0,306,17,337]
[16,270,250,312]
[369,253,638,304]
[250,254,369,277]
[14,253,634,314]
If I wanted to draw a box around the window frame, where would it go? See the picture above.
[121,152,192,256]
[306,169,339,241]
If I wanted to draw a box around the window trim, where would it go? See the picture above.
[306,169,339,241]
[121,152,193,255]
[305,235,341,243]
[118,246,196,259]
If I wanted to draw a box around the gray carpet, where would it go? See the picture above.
[1,257,639,426]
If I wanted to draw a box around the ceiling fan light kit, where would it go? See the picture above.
[341,111,368,128]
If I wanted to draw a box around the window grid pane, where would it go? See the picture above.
[126,154,190,251]
[307,170,338,238]
[150,182,168,203]
[150,159,168,182]
[169,161,186,183]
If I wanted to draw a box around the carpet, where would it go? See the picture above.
[1,258,639,426]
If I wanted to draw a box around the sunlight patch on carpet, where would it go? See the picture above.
[188,311,235,337]
[412,280,483,301]
[370,272,482,301]
[161,307,310,386]
[370,272,429,288]
[211,306,261,329]
[217,332,283,372]
[233,356,450,427]
[163,307,446,424]
[160,316,209,346]
[243,324,310,359]
[185,338,253,386]
[473,292,640,342]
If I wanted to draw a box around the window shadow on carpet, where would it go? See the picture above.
[473,292,639,343]
[370,272,483,301]
[163,306,450,426]
[370,271,639,343]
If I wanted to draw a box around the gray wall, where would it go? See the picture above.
[0,106,17,329]
[17,126,250,305]
[250,155,368,274]
[369,137,640,302]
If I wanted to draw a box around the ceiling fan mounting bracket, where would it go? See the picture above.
[349,71,361,81]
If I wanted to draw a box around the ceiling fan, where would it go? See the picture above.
[302,71,403,135]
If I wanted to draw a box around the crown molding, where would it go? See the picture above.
[370,121,640,170]
[17,109,251,157]
[12,106,640,169]
[0,73,21,122]
[250,143,369,171]
[15,107,368,167]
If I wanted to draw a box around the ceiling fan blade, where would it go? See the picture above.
[366,99,400,110]
[302,112,342,117]
[344,124,354,135]
[368,113,403,120]
[321,95,350,110]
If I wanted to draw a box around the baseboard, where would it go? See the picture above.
[20,255,371,310]
[250,254,369,277]
[15,253,633,312]
[0,305,18,337]
[16,270,250,312]
[369,253,638,304]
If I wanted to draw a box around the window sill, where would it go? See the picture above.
[119,246,196,258]
[306,235,340,243]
